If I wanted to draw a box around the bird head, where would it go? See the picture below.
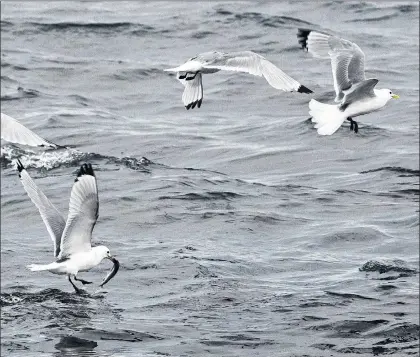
[383,89,400,100]
[95,245,114,261]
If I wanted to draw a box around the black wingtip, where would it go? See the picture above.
[54,144,68,150]
[16,159,24,173]
[185,99,202,110]
[38,139,61,149]
[298,85,313,94]
[297,28,312,50]
[76,163,95,181]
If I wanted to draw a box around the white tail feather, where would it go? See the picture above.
[27,263,56,272]
[309,99,347,135]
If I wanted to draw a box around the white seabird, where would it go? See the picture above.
[297,29,399,135]
[1,113,60,148]
[164,50,313,109]
[17,160,118,293]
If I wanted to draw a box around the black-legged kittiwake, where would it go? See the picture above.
[165,50,313,109]
[297,29,399,135]
[17,161,119,294]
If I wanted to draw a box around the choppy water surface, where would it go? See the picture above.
[1,1,419,356]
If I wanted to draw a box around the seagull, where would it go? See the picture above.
[1,113,60,148]
[297,29,399,135]
[164,50,313,109]
[17,160,118,294]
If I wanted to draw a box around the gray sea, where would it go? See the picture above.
[1,1,419,356]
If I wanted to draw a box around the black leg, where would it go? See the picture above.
[347,117,359,133]
[353,121,359,133]
[74,276,92,285]
[68,275,82,294]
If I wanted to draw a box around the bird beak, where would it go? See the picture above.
[391,94,400,99]
[107,256,117,262]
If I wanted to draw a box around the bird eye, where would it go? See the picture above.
[107,251,110,254]
[389,91,392,94]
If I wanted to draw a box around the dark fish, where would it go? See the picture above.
[100,257,120,288]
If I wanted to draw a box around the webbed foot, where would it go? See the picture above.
[74,277,93,285]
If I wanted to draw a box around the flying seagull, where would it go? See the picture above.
[17,160,119,293]
[1,113,60,148]
[164,50,313,109]
[297,29,399,135]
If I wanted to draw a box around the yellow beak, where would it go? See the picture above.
[391,94,400,99]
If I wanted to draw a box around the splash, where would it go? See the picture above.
[1,144,153,172]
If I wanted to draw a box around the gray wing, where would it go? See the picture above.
[202,51,311,93]
[16,159,66,257]
[340,79,379,109]
[1,113,57,148]
[58,163,98,258]
[330,50,354,99]
[297,29,365,101]
[177,72,203,110]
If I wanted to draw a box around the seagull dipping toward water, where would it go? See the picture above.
[1,113,60,148]
[164,50,313,109]
[297,29,399,135]
[17,160,119,294]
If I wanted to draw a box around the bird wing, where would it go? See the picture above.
[330,49,355,99]
[177,72,203,110]
[202,51,310,93]
[297,29,365,100]
[59,163,99,258]
[340,78,379,109]
[1,113,58,148]
[16,159,66,257]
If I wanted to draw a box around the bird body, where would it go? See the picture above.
[166,60,208,73]
[342,88,394,117]
[28,246,110,276]
[309,87,395,135]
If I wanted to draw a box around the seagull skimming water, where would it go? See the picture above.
[17,160,118,293]
[297,29,399,135]
[165,50,313,109]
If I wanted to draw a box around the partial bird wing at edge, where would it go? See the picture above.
[1,113,58,148]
